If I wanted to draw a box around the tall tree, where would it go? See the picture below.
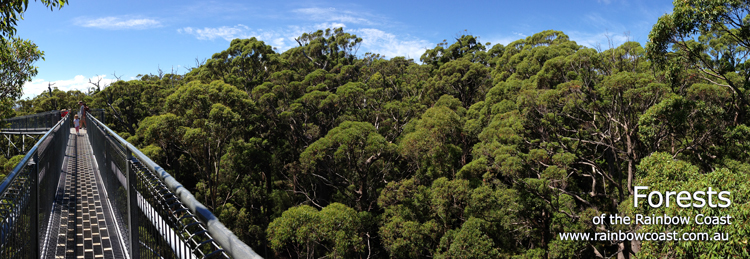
[647,0,750,123]
[0,0,67,118]
[291,27,362,71]
[197,38,281,94]
[137,80,255,209]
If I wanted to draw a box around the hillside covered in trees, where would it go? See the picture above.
[13,1,750,258]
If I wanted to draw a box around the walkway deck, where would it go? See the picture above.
[44,128,127,259]
[0,112,259,259]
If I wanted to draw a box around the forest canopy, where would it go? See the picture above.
[13,1,750,258]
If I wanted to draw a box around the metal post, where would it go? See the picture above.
[126,148,139,259]
[30,152,39,259]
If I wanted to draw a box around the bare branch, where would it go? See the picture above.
[295,37,324,68]
[112,72,122,82]
[88,75,107,92]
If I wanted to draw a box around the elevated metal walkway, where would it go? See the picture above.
[44,128,127,258]
[0,112,261,259]
[0,111,61,135]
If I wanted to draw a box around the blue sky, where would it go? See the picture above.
[17,0,674,98]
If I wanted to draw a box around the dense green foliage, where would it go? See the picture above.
[0,0,67,120]
[13,1,750,258]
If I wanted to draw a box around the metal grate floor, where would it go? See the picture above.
[44,129,127,259]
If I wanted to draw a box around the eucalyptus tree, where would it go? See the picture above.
[299,121,397,211]
[267,203,370,259]
[622,153,750,258]
[0,0,67,118]
[290,27,363,72]
[421,34,491,68]
[137,80,255,210]
[197,38,281,94]
[647,0,750,123]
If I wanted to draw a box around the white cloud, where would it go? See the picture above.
[178,22,348,51]
[569,13,634,49]
[484,36,521,46]
[355,28,432,60]
[569,31,630,49]
[178,23,432,61]
[178,24,251,41]
[22,75,117,99]
[479,32,528,47]
[75,16,162,30]
[292,8,376,25]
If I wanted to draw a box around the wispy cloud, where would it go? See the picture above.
[292,7,378,25]
[569,31,631,49]
[178,22,346,50]
[75,16,162,30]
[178,22,431,60]
[566,12,637,49]
[355,28,432,60]
[178,24,251,41]
[177,1,250,17]
[22,75,117,99]
[584,13,626,31]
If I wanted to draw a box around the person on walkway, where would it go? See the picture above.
[74,114,80,135]
[78,101,87,129]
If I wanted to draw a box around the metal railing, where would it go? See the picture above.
[0,112,70,258]
[86,113,261,259]
[2,110,62,131]
[88,108,105,124]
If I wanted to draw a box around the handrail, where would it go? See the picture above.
[86,114,262,259]
[4,110,60,120]
[0,113,66,195]
[2,110,61,131]
[0,112,70,258]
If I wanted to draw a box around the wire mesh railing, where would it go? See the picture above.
[0,112,70,258]
[88,108,105,124]
[86,113,261,259]
[2,110,63,131]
